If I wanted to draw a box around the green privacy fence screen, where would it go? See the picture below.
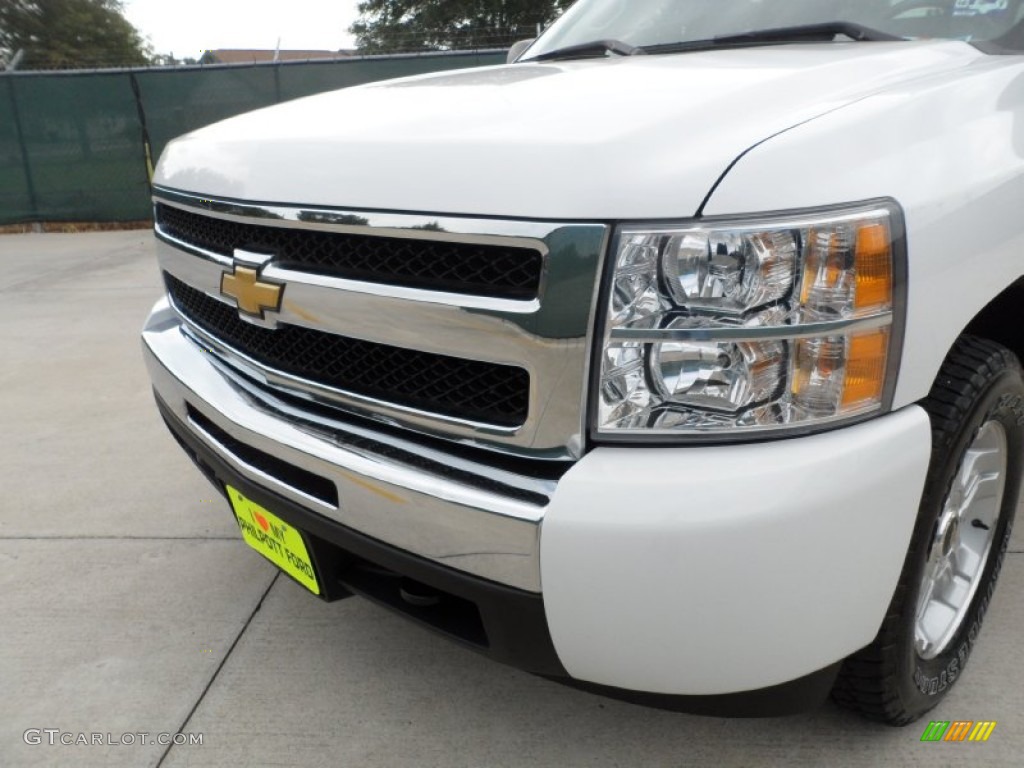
[0,51,505,225]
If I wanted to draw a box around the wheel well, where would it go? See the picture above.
[963,277,1024,366]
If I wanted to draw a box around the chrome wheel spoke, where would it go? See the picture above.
[952,545,978,579]
[943,568,971,607]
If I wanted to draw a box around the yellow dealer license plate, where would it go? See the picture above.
[226,486,320,595]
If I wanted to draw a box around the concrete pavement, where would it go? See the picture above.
[1,231,1021,767]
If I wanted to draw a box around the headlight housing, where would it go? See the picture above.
[595,201,905,440]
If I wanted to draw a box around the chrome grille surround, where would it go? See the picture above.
[153,187,610,460]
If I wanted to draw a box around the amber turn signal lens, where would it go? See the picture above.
[842,329,890,410]
[854,223,893,313]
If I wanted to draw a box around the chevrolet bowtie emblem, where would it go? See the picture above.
[220,264,284,319]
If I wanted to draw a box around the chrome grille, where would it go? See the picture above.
[165,274,531,428]
[153,189,608,459]
[156,203,543,299]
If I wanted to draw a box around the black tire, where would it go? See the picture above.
[831,335,1023,725]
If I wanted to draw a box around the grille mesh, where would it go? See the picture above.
[166,274,530,427]
[156,204,543,300]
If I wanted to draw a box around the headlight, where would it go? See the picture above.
[595,201,905,440]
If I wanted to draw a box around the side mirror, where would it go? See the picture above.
[507,39,536,64]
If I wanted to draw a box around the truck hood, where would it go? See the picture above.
[156,41,980,220]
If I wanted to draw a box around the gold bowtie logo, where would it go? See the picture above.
[220,265,283,319]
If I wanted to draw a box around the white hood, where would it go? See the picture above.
[155,41,980,220]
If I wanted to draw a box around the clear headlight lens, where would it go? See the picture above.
[596,202,903,438]
[662,229,797,314]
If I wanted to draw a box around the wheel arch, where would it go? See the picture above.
[961,277,1024,368]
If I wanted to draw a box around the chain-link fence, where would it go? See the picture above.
[0,50,506,225]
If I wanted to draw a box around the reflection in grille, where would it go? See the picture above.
[156,204,543,300]
[165,275,530,428]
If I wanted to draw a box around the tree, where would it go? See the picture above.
[350,0,574,53]
[0,0,150,70]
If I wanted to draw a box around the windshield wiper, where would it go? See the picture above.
[714,21,904,44]
[644,21,903,55]
[525,21,900,63]
[524,38,645,63]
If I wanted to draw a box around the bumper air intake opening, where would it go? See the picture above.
[185,403,339,508]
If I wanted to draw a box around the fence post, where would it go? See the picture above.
[5,76,40,223]
[129,72,155,184]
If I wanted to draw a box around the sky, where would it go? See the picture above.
[122,0,362,58]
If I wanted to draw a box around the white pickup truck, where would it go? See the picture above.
[141,0,1024,722]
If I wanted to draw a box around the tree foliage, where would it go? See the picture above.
[350,0,574,53]
[0,0,149,70]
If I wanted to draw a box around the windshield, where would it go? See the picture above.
[526,0,1024,57]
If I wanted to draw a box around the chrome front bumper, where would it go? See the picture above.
[142,298,554,592]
